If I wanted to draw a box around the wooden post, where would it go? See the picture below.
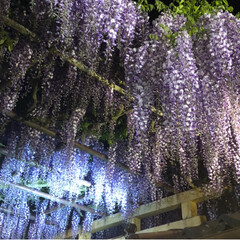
[181,201,197,220]
[130,217,141,232]
[78,232,91,239]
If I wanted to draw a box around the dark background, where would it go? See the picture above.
[146,0,240,22]
[17,0,240,21]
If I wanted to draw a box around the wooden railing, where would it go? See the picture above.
[63,189,211,239]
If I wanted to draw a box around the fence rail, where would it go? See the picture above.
[62,189,214,239]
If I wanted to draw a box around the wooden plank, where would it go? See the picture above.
[181,201,198,219]
[136,216,207,234]
[91,190,204,233]
[78,233,91,239]
[110,235,125,239]
[132,190,204,219]
[91,213,123,233]
[204,226,240,239]
[56,227,91,239]
[133,230,183,239]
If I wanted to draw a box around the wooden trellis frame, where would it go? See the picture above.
[63,189,221,239]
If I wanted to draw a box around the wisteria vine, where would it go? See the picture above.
[0,0,240,238]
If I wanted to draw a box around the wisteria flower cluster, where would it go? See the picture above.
[1,0,240,238]
[0,128,144,238]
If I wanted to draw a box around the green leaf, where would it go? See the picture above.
[227,6,233,12]
[194,5,200,13]
[149,33,158,41]
[223,0,229,6]
[179,0,184,5]
[149,4,154,11]
[236,12,240,18]
[215,0,220,6]
[0,39,6,45]
[155,0,167,12]
[8,42,13,52]
[178,4,183,10]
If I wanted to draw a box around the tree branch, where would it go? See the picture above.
[0,15,39,41]
[52,49,126,95]
[0,15,125,95]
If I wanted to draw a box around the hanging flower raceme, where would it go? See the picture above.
[0,131,92,238]
[223,11,240,89]
[1,43,33,114]
[191,11,239,193]
[161,30,200,182]
[124,43,155,174]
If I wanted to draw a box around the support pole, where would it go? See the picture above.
[45,196,84,215]
[181,201,198,220]
[5,111,107,161]
[45,205,64,215]
[0,147,7,156]
[0,179,102,215]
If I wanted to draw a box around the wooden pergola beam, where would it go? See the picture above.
[0,15,125,96]
[45,196,84,215]
[45,205,63,215]
[5,110,132,173]
[0,147,7,156]
[52,49,126,96]
[5,110,108,161]
[91,189,204,233]
[0,15,38,41]
[0,15,163,113]
[0,179,102,215]
[4,110,176,193]
[2,109,175,192]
